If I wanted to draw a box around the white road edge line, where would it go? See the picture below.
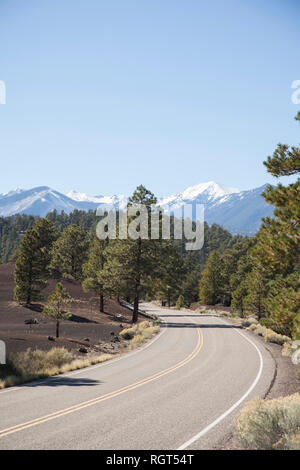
[0,315,167,395]
[177,317,264,450]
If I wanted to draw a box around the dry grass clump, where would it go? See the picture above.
[0,348,113,389]
[247,324,290,345]
[236,393,300,449]
[0,319,160,389]
[282,342,293,357]
[242,317,258,328]
[263,330,291,345]
[120,320,160,348]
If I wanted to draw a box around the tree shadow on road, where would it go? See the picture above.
[23,377,102,387]
[160,321,242,329]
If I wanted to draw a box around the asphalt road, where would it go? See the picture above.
[0,304,275,450]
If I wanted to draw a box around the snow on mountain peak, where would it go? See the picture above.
[181,181,240,200]
[66,190,103,203]
[158,181,240,208]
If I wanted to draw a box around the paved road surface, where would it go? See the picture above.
[0,304,274,449]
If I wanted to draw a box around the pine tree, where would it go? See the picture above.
[14,219,57,304]
[230,254,253,315]
[176,294,185,309]
[101,185,159,323]
[243,269,268,318]
[253,113,300,275]
[42,282,73,338]
[51,225,90,280]
[82,236,107,312]
[248,113,300,327]
[153,243,184,307]
[199,250,224,305]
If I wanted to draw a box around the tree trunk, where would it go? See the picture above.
[132,294,139,323]
[100,294,104,313]
[56,321,59,338]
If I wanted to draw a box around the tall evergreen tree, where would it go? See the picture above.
[82,236,107,312]
[14,219,58,304]
[199,250,224,305]
[51,225,90,280]
[101,185,159,323]
[153,243,184,307]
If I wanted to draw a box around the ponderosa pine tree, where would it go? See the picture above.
[253,113,300,276]
[42,282,73,338]
[247,113,300,331]
[82,236,107,312]
[51,225,90,280]
[199,250,224,305]
[100,185,159,323]
[14,219,58,304]
[153,242,184,307]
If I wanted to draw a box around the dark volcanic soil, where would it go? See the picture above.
[0,264,134,355]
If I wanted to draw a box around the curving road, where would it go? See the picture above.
[0,304,275,450]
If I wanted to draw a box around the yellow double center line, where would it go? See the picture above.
[0,324,203,439]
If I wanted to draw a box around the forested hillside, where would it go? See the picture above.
[199,113,300,339]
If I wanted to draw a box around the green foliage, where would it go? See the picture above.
[51,225,90,280]
[236,393,300,449]
[199,250,224,305]
[228,113,300,334]
[82,236,107,312]
[264,275,300,337]
[14,219,57,304]
[42,282,73,337]
[153,243,185,307]
[100,185,160,322]
[176,294,185,309]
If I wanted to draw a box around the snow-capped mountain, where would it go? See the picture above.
[0,182,273,235]
[66,190,128,210]
[158,181,240,209]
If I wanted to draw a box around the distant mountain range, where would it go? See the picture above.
[0,182,273,235]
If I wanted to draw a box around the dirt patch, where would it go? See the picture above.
[0,263,136,356]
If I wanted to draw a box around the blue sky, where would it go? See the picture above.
[0,0,299,197]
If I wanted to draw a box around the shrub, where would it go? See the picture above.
[264,331,291,345]
[119,321,159,346]
[0,349,113,389]
[292,348,300,365]
[176,295,185,309]
[253,325,267,336]
[242,317,258,327]
[236,393,300,449]
[259,318,276,329]
[119,327,136,340]
[282,342,292,357]
[8,347,73,377]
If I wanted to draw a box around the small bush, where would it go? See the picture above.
[120,321,159,345]
[242,317,258,327]
[8,347,74,377]
[292,348,300,365]
[264,331,291,345]
[253,325,267,336]
[236,393,300,449]
[247,323,258,331]
[176,295,185,309]
[120,327,136,340]
[282,342,292,357]
[0,349,113,389]
[259,318,275,329]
